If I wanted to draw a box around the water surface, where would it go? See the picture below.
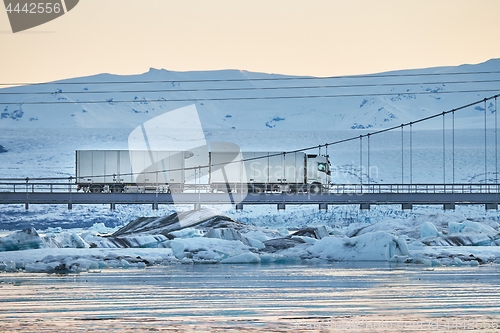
[0,263,499,332]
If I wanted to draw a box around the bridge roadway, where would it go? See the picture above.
[1,184,500,210]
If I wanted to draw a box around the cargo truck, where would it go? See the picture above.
[75,149,331,194]
[209,151,331,193]
[75,150,193,193]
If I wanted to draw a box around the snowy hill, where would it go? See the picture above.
[1,59,499,130]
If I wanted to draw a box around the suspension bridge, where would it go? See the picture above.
[0,94,499,211]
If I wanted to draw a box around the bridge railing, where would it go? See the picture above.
[1,181,500,194]
[329,184,500,194]
[0,181,78,193]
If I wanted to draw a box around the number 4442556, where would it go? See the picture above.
[5,2,62,14]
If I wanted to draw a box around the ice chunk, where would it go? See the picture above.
[221,252,260,264]
[204,228,264,249]
[0,228,44,252]
[422,234,495,246]
[168,237,250,263]
[448,222,462,235]
[89,223,114,234]
[308,232,405,261]
[169,228,203,239]
[243,230,279,242]
[104,235,168,248]
[291,235,317,244]
[466,221,498,234]
[397,235,409,255]
[170,240,186,259]
[24,262,50,273]
[0,260,17,272]
[291,226,329,239]
[43,232,90,249]
[263,237,306,253]
[420,222,440,239]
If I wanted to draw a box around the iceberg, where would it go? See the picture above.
[420,222,440,239]
[307,231,409,261]
[0,227,44,252]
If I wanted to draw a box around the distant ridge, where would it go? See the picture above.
[1,59,499,130]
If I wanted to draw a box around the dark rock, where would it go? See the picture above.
[262,237,306,253]
[422,234,498,246]
[291,226,329,239]
[111,209,239,237]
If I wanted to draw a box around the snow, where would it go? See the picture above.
[1,60,500,132]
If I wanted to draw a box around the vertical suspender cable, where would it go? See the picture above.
[443,112,446,184]
[401,125,404,184]
[410,122,413,185]
[359,136,363,184]
[368,134,371,185]
[452,110,455,184]
[485,99,488,184]
[496,97,498,183]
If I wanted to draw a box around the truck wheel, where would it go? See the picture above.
[309,184,321,194]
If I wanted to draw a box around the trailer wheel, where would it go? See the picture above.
[253,186,263,194]
[90,185,102,193]
[170,186,182,193]
[110,185,124,193]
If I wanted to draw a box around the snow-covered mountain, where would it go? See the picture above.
[1,59,499,130]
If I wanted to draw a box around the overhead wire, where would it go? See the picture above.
[1,79,500,95]
[2,93,499,182]
[0,89,499,105]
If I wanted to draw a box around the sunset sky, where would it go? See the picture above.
[1,0,500,84]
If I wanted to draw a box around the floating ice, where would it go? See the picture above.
[221,252,260,264]
[308,231,409,261]
[420,222,440,239]
[0,227,44,251]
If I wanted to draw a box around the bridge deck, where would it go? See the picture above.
[1,183,499,210]
[0,192,499,210]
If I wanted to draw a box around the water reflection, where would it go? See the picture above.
[0,263,499,332]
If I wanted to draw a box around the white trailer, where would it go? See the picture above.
[209,151,331,193]
[75,150,192,193]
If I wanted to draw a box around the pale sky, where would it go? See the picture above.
[1,0,500,84]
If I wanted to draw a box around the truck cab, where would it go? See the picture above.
[306,154,331,192]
